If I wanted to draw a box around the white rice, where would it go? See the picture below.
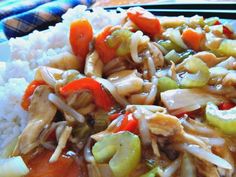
[10,5,125,68]
[0,78,29,151]
[0,5,125,153]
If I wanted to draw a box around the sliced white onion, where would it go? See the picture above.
[171,104,201,116]
[39,66,61,88]
[183,132,208,149]
[180,144,232,170]
[48,93,85,123]
[151,136,160,157]
[144,76,158,105]
[162,156,181,177]
[146,51,156,78]
[84,138,95,163]
[197,136,225,146]
[95,77,129,106]
[138,116,151,145]
[168,28,188,49]
[130,31,146,63]
[181,118,216,135]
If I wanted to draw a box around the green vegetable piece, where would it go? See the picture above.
[164,50,181,64]
[206,102,236,134]
[92,131,141,177]
[0,156,29,177]
[216,39,236,57]
[204,17,220,26]
[106,29,133,57]
[158,77,179,92]
[140,166,161,177]
[164,49,195,64]
[158,40,183,53]
[180,57,210,88]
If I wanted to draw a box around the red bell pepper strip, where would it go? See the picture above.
[223,26,233,38]
[213,21,233,38]
[109,113,122,121]
[95,26,117,64]
[60,78,113,111]
[218,102,236,110]
[127,7,162,37]
[114,112,139,134]
[69,19,93,62]
[21,80,47,111]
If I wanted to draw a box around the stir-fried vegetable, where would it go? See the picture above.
[114,112,138,134]
[182,28,204,51]
[127,7,161,36]
[95,26,116,64]
[216,39,236,57]
[69,19,93,61]
[158,76,179,92]
[106,29,133,56]
[180,153,196,177]
[206,102,236,134]
[140,166,162,177]
[60,78,113,111]
[26,149,82,177]
[21,80,47,111]
[204,17,220,26]
[92,132,141,177]
[161,89,225,112]
[180,57,210,88]
[164,49,194,64]
[158,40,183,53]
[0,156,29,177]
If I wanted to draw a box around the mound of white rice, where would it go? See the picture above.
[10,5,125,68]
[0,5,125,154]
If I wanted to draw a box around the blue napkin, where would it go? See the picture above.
[0,0,94,42]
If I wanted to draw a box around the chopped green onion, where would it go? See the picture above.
[158,77,179,92]
[206,102,236,134]
[0,156,29,177]
[92,132,141,177]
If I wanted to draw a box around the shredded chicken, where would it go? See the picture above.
[49,126,72,163]
[147,112,183,136]
[48,52,81,70]
[168,61,177,81]
[84,51,103,77]
[222,71,236,86]
[148,42,164,68]
[13,85,57,155]
[108,70,144,96]
[193,51,225,67]
[216,56,236,70]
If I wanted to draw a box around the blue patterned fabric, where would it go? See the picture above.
[0,0,94,42]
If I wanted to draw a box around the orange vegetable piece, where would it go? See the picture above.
[69,19,93,61]
[26,150,83,177]
[21,80,47,111]
[95,25,117,64]
[182,28,203,51]
[127,7,161,36]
